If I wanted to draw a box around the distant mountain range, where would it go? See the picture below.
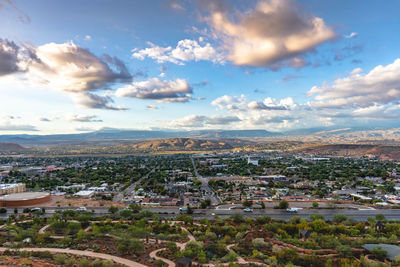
[0,127,400,145]
[0,129,280,144]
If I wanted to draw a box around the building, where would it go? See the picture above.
[74,190,95,198]
[247,156,259,166]
[0,184,26,195]
[0,192,51,207]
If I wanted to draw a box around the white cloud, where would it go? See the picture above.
[166,115,240,128]
[67,114,103,122]
[308,58,400,109]
[345,32,358,39]
[115,78,193,103]
[212,95,295,111]
[248,97,295,110]
[28,41,131,93]
[132,39,224,65]
[211,94,247,110]
[146,105,159,110]
[0,40,132,110]
[205,0,335,68]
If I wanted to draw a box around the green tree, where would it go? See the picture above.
[278,200,289,209]
[371,245,387,261]
[108,206,119,214]
[242,199,253,208]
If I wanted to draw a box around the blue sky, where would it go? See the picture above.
[0,0,400,134]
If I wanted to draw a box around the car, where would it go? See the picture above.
[179,206,188,212]
[76,207,87,212]
[31,207,42,213]
[244,208,253,212]
[286,207,299,213]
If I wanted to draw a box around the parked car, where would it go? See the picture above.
[286,207,299,213]
[31,207,42,213]
[76,207,87,212]
[244,208,253,212]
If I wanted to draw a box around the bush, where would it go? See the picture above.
[90,259,103,267]
[277,200,289,209]
[78,259,90,267]
[222,250,238,262]
[65,258,75,267]
[256,216,271,224]
[333,214,347,223]
[54,254,67,265]
[230,213,244,223]
[101,260,114,267]
[371,245,387,261]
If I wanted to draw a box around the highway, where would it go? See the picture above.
[191,157,221,205]
[6,206,400,222]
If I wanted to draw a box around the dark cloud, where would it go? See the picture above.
[0,38,21,76]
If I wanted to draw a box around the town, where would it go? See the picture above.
[0,146,399,266]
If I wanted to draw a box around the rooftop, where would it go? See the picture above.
[0,192,49,201]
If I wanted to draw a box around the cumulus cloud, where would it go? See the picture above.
[28,42,131,92]
[0,38,24,76]
[0,39,132,110]
[307,58,400,109]
[68,114,103,122]
[248,97,295,110]
[166,114,240,128]
[212,95,295,111]
[115,78,193,103]
[204,0,335,68]
[211,94,247,110]
[132,39,224,65]
[71,92,127,110]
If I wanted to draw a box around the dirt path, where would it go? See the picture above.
[0,247,148,267]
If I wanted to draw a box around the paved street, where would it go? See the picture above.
[191,157,221,205]
[5,204,400,222]
[113,169,154,202]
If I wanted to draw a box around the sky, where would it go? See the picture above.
[0,0,400,134]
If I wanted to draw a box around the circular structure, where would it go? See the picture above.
[0,192,51,207]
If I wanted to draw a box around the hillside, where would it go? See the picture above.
[131,138,235,150]
[0,142,25,151]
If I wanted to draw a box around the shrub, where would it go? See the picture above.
[78,259,90,267]
[54,254,67,265]
[90,259,103,267]
[277,200,289,209]
[65,258,75,267]
[371,245,387,261]
[333,214,347,223]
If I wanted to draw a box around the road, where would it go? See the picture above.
[113,169,154,202]
[191,157,221,205]
[4,206,400,221]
